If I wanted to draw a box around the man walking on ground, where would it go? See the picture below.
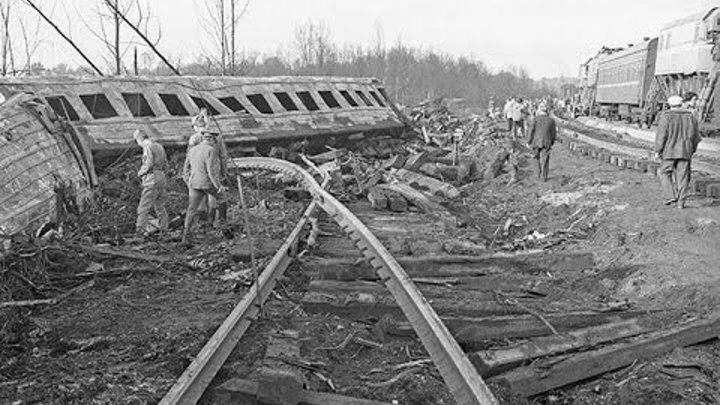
[655,95,701,209]
[134,129,169,238]
[510,98,526,139]
[188,127,229,228]
[504,97,516,136]
[182,132,228,246]
[526,103,557,182]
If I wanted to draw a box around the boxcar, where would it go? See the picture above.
[595,38,658,121]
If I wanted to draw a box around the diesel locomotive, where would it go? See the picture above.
[577,7,720,131]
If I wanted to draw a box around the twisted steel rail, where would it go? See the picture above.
[160,157,498,405]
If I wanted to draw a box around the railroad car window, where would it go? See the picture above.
[80,94,118,119]
[355,90,373,106]
[369,91,386,107]
[45,96,80,121]
[274,92,299,111]
[191,96,220,115]
[319,91,341,109]
[218,96,249,113]
[339,90,358,107]
[247,94,274,114]
[121,92,156,117]
[378,88,389,103]
[159,93,190,116]
[296,91,320,111]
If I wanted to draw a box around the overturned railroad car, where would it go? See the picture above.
[0,93,95,246]
[0,76,406,157]
[595,37,658,122]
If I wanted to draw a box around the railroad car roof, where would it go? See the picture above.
[598,38,657,65]
[661,7,718,30]
[0,75,385,90]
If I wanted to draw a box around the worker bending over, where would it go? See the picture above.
[134,129,169,238]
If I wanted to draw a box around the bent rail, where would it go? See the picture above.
[556,116,720,176]
[159,200,320,405]
[230,158,499,405]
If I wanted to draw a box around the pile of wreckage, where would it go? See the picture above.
[289,98,518,222]
[0,96,513,306]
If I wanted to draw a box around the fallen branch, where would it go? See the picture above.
[0,298,56,308]
[74,244,184,266]
[367,367,420,388]
[354,337,383,349]
[315,332,355,352]
[496,291,558,335]
[369,359,432,374]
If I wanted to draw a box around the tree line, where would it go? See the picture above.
[7,1,559,107]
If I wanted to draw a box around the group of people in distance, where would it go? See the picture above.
[133,108,229,247]
[498,93,700,210]
[501,96,558,182]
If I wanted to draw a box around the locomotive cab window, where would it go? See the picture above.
[159,93,190,116]
[191,96,220,115]
[319,91,341,109]
[80,93,118,119]
[274,92,299,111]
[45,96,80,121]
[247,94,274,114]
[339,90,359,107]
[122,93,156,117]
[296,91,320,111]
[218,96,249,114]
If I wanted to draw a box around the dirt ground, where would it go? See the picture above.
[2,124,720,405]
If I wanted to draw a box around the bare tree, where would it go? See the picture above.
[74,0,161,75]
[17,3,43,74]
[199,0,250,75]
[0,1,14,76]
[293,20,335,71]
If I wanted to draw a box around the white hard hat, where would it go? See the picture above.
[667,95,683,107]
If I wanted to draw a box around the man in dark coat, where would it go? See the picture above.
[655,95,702,209]
[526,103,557,182]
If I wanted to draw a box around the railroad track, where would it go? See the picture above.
[159,157,499,405]
[555,116,720,177]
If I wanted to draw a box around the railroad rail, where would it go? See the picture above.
[555,116,720,176]
[160,157,499,405]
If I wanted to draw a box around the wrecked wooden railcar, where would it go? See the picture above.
[0,76,407,155]
[0,94,95,247]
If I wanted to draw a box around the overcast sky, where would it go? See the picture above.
[23,0,720,78]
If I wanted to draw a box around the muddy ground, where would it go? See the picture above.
[2,121,720,405]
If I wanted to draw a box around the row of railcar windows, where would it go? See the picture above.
[44,88,389,121]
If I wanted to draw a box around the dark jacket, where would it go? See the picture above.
[527,114,557,149]
[655,108,701,160]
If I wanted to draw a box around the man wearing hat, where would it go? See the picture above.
[187,128,229,229]
[134,129,169,237]
[655,95,702,209]
[182,131,228,246]
[526,102,557,182]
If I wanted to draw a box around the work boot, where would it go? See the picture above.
[181,231,193,248]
